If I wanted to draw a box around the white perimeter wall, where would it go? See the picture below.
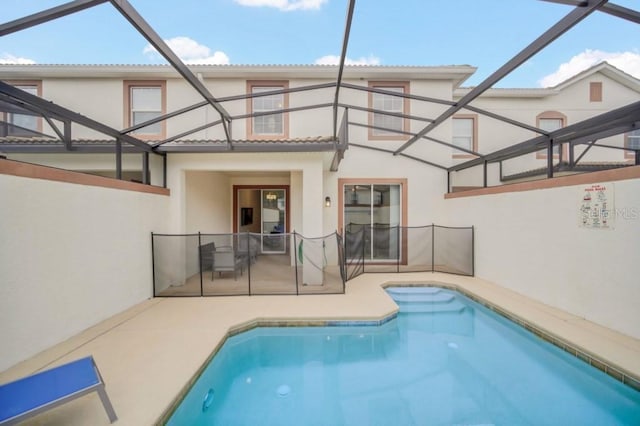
[442,170,640,339]
[0,172,169,371]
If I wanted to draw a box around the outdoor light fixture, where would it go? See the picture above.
[325,196,331,207]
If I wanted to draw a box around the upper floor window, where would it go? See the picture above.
[536,111,566,159]
[452,115,477,158]
[247,81,289,139]
[124,81,166,140]
[625,129,640,159]
[4,81,42,137]
[368,81,410,140]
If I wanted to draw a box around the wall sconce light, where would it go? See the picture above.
[325,196,331,207]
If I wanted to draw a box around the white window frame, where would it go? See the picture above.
[247,81,289,139]
[536,112,567,159]
[452,115,477,158]
[625,129,640,159]
[5,82,41,136]
[252,87,284,136]
[124,81,166,140]
[368,82,410,140]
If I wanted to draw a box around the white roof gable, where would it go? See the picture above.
[454,61,640,99]
[552,61,640,92]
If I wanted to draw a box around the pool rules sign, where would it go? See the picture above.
[579,183,614,229]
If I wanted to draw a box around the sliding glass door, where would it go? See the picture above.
[261,189,286,253]
[235,186,287,254]
[344,184,401,261]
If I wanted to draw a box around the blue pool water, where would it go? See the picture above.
[167,287,640,425]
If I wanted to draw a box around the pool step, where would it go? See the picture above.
[396,300,466,314]
[386,287,465,313]
[386,287,442,296]
[386,287,454,304]
[389,293,455,303]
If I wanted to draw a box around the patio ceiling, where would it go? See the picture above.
[0,0,639,174]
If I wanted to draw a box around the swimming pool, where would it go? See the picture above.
[166,287,640,425]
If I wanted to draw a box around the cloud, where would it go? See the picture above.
[234,0,327,11]
[539,49,640,87]
[314,54,381,66]
[0,53,36,64]
[144,36,230,65]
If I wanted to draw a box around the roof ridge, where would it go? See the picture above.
[0,63,475,69]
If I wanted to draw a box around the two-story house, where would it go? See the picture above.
[1,62,638,245]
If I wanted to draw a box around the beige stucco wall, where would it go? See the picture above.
[185,171,231,233]
[324,146,448,234]
[442,172,640,339]
[7,68,636,193]
[165,152,326,238]
[0,172,169,371]
[451,71,640,186]
[3,65,639,368]
[26,76,353,142]
[7,153,165,187]
[43,78,124,139]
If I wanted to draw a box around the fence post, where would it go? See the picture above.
[246,232,252,296]
[431,223,435,273]
[341,231,346,283]
[362,225,367,274]
[483,160,488,188]
[396,225,400,273]
[471,226,475,277]
[198,232,203,296]
[151,232,156,297]
[337,232,346,293]
[547,139,554,178]
[293,232,300,295]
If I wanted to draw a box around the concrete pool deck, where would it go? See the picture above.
[2,272,640,425]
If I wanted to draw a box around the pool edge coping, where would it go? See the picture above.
[155,310,400,424]
[156,280,640,424]
[380,281,640,393]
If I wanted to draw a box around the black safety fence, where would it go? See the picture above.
[151,232,346,297]
[295,232,346,293]
[152,225,472,297]
[344,225,365,281]
[344,224,474,279]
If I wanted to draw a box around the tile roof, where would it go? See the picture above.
[0,136,340,153]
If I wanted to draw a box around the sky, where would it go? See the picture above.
[0,0,639,88]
